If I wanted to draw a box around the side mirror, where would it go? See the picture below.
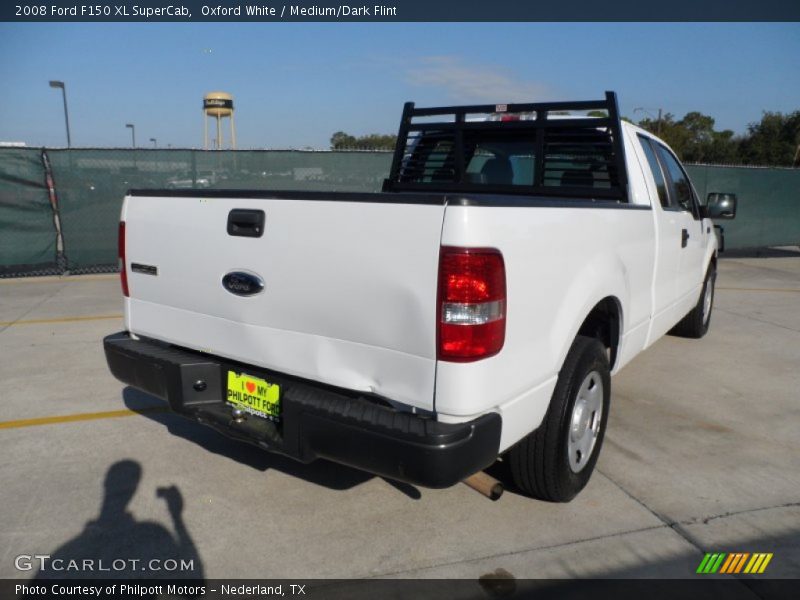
[703,193,737,220]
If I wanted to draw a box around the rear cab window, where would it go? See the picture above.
[399,127,621,193]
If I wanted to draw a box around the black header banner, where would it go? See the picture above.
[3,0,800,22]
[4,578,799,599]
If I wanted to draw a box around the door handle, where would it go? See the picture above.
[681,228,690,248]
[227,209,265,238]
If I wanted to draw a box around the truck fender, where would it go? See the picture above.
[548,253,627,379]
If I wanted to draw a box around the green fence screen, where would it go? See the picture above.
[686,165,800,250]
[44,149,392,273]
[0,148,59,276]
[0,148,797,277]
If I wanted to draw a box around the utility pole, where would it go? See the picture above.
[125,123,136,147]
[48,80,72,147]
[634,107,663,136]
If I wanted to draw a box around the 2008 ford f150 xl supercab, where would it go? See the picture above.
[104,92,737,502]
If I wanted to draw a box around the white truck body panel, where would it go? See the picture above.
[122,196,445,411]
[436,202,656,450]
[625,125,716,346]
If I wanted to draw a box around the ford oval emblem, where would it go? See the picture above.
[222,271,264,297]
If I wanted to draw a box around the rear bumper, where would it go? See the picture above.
[104,332,501,488]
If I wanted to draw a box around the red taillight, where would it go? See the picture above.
[437,247,506,362]
[118,222,129,297]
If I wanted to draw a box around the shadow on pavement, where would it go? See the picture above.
[122,387,421,499]
[35,460,204,593]
[720,246,800,259]
[314,527,799,598]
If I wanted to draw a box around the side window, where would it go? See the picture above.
[655,144,698,217]
[637,135,671,209]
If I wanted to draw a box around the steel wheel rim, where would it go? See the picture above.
[702,274,714,325]
[568,371,603,473]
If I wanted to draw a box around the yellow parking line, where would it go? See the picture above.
[0,274,117,285]
[0,315,122,327]
[717,287,800,293]
[0,407,169,430]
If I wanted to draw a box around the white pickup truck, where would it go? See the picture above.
[105,92,737,502]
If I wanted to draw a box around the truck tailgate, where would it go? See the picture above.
[121,191,445,411]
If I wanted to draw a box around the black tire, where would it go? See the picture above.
[669,263,716,339]
[508,335,610,502]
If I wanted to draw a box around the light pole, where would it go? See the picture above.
[633,107,663,136]
[125,123,136,147]
[149,137,157,148]
[49,80,71,147]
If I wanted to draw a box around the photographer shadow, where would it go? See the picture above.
[35,460,205,588]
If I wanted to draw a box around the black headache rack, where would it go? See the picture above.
[383,91,630,202]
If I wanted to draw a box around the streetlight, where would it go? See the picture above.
[125,123,136,147]
[633,107,663,136]
[149,137,157,148]
[48,80,71,147]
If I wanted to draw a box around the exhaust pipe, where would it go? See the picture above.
[463,471,503,501]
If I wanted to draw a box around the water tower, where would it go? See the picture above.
[203,91,236,150]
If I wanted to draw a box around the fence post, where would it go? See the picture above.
[40,149,68,274]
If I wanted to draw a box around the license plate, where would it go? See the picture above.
[226,371,281,422]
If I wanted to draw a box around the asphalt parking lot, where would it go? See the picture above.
[1,252,798,583]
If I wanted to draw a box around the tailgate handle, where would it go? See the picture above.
[227,209,265,238]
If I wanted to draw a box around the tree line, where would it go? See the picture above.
[331,110,800,167]
[634,110,800,166]
[329,132,397,152]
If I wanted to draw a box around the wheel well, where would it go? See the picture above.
[577,297,621,369]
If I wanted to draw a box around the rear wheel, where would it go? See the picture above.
[508,335,610,502]
[670,263,716,339]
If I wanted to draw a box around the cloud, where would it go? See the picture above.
[405,56,551,103]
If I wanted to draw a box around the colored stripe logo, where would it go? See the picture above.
[696,552,773,574]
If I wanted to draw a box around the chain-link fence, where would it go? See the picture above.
[0,148,797,277]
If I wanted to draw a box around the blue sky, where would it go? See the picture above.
[1,22,798,148]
